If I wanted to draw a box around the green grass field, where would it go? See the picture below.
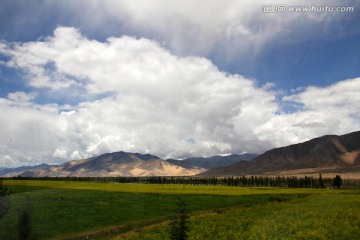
[0,180,359,239]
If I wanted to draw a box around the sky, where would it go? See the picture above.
[0,0,360,167]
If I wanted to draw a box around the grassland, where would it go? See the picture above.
[122,191,360,240]
[0,180,359,239]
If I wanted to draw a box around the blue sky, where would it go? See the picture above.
[0,0,359,167]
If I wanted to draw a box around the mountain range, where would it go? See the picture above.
[200,131,360,176]
[16,152,255,177]
[19,152,200,177]
[0,164,53,177]
[6,131,360,178]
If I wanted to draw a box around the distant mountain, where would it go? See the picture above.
[180,153,258,169]
[200,131,360,176]
[20,151,206,177]
[0,163,54,177]
[166,159,205,170]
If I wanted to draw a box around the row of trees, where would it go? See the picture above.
[4,174,352,188]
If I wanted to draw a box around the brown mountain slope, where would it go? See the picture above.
[200,131,360,176]
[20,151,206,177]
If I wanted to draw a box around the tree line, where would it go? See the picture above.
[3,174,358,188]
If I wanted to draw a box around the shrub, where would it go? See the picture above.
[0,180,10,220]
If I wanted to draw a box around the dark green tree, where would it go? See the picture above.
[318,174,325,188]
[169,197,189,240]
[333,175,342,188]
[0,180,10,220]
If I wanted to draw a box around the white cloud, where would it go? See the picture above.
[255,78,360,146]
[53,148,68,158]
[0,98,66,167]
[0,27,359,167]
[0,27,278,165]
[7,91,37,102]
[284,78,360,113]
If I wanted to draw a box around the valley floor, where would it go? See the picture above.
[0,180,359,239]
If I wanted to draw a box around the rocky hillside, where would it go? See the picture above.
[200,131,360,176]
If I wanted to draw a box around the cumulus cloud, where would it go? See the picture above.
[0,27,359,167]
[0,97,66,167]
[255,78,360,146]
[284,78,360,113]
